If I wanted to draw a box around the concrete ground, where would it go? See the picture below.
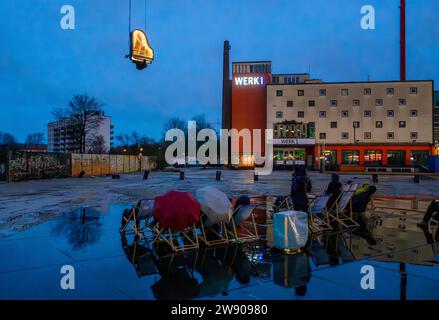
[0,168,439,300]
[1,168,438,237]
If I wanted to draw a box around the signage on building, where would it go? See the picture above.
[234,76,264,86]
[273,138,315,145]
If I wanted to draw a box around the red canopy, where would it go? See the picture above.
[152,190,201,231]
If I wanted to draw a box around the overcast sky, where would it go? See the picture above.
[1,0,438,142]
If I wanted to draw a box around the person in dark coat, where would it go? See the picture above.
[417,200,439,228]
[292,165,312,193]
[350,185,377,214]
[325,174,342,211]
[290,175,309,212]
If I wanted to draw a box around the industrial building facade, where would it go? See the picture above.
[222,44,436,171]
[268,80,435,171]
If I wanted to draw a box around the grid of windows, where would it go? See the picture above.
[308,100,315,107]
[287,100,294,107]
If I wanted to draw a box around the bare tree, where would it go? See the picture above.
[0,132,17,145]
[162,117,186,140]
[88,135,107,154]
[115,133,131,148]
[25,133,45,145]
[52,95,104,153]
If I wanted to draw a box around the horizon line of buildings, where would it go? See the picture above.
[221,40,439,172]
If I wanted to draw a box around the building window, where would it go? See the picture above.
[376,121,383,128]
[298,111,305,118]
[330,121,337,128]
[364,150,382,166]
[387,110,394,117]
[387,132,395,139]
[410,87,418,95]
[353,121,360,128]
[352,100,360,107]
[341,110,349,117]
[308,100,315,107]
[276,90,283,97]
[387,150,406,166]
[298,90,304,96]
[287,100,294,107]
[375,99,383,106]
[410,109,418,117]
[364,132,372,139]
[386,88,394,95]
[276,111,283,118]
[399,98,406,106]
[319,89,326,96]
[342,150,360,165]
[364,110,372,117]
[341,132,349,139]
[410,132,418,139]
[399,121,406,128]
[330,100,337,107]
[364,88,372,95]
[319,133,326,139]
[319,111,326,118]
[341,89,349,96]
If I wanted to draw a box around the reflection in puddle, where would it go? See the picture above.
[27,197,439,300]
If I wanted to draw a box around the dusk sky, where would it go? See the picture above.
[1,0,438,142]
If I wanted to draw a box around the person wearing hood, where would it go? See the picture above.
[325,174,342,211]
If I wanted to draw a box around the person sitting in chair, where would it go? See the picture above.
[417,200,439,228]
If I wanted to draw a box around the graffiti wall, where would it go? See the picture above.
[7,152,70,182]
[5,152,156,182]
[70,154,156,177]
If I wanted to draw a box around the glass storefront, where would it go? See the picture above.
[364,150,383,167]
[411,150,429,168]
[274,148,306,166]
[342,150,360,165]
[387,150,405,167]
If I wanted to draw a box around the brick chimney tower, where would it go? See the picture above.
[400,0,406,81]
[222,40,232,130]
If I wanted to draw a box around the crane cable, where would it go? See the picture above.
[128,0,147,33]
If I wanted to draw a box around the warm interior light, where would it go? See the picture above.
[130,29,154,64]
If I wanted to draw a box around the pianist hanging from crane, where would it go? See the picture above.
[127,0,154,70]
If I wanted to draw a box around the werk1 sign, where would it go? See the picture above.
[234,76,264,86]
[130,29,154,70]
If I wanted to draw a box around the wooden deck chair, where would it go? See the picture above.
[328,183,360,228]
[309,195,333,233]
[198,215,231,247]
[120,198,154,237]
[227,204,259,243]
[151,224,200,253]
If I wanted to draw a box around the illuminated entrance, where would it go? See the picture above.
[274,147,307,167]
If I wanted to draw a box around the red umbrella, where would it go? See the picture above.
[152,190,201,231]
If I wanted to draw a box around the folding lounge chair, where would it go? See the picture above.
[309,195,333,233]
[120,198,155,237]
[198,215,231,247]
[151,224,200,253]
[227,204,259,243]
[328,183,360,228]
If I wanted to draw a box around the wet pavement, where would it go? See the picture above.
[1,197,438,300]
[1,168,439,237]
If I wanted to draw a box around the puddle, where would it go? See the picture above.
[1,198,438,300]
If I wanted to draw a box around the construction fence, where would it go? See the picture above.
[2,152,156,182]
